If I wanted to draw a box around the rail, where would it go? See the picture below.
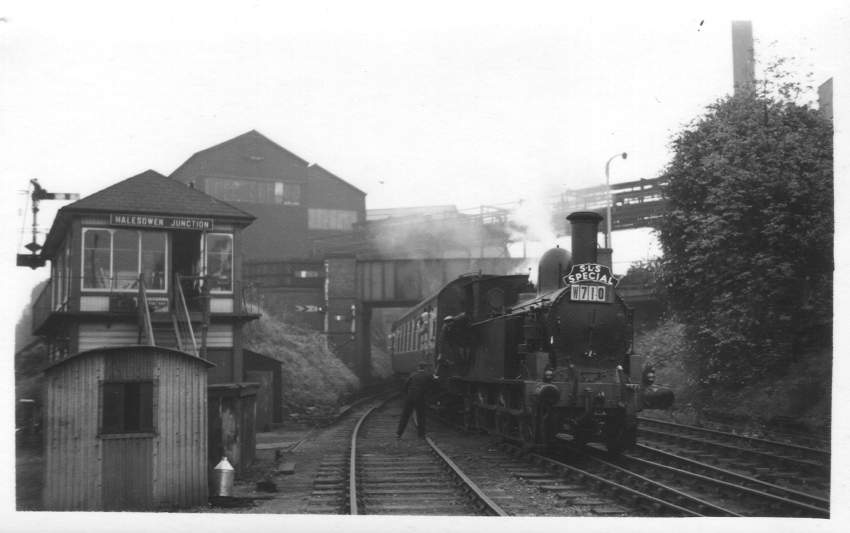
[348,396,507,516]
[425,435,508,516]
[348,402,381,514]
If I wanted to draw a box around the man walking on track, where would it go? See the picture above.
[396,362,435,438]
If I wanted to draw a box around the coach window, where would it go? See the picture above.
[205,233,233,293]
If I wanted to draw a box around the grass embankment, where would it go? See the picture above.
[635,319,831,440]
[244,312,393,419]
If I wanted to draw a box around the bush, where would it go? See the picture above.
[635,318,695,406]
[658,74,832,388]
[244,312,360,414]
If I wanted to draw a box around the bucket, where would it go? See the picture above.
[212,456,235,497]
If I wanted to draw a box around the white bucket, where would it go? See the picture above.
[213,456,235,497]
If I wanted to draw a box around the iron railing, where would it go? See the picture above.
[31,274,262,334]
[136,274,156,346]
[172,274,199,356]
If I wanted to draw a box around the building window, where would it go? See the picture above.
[205,233,233,293]
[83,229,111,289]
[279,182,301,205]
[82,228,167,291]
[101,381,154,434]
[140,232,166,290]
[308,208,358,231]
[205,177,301,206]
[113,229,140,290]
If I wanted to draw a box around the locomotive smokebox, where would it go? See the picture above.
[566,212,603,265]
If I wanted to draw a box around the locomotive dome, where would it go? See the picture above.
[537,245,571,293]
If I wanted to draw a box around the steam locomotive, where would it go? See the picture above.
[389,211,673,453]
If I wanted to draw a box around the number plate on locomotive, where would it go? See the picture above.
[570,284,606,302]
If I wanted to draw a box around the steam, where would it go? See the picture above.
[505,193,570,286]
[364,184,574,290]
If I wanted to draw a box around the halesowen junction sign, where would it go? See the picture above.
[109,213,214,231]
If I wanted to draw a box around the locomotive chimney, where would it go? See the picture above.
[566,211,602,264]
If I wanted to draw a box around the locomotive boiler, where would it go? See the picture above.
[389,211,673,453]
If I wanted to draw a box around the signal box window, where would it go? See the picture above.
[83,229,111,288]
[206,233,233,292]
[101,381,154,434]
[82,228,167,291]
[113,229,139,290]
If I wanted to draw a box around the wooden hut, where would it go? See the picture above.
[43,346,211,510]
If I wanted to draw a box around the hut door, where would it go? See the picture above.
[102,437,154,510]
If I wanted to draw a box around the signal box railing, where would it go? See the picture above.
[31,275,262,335]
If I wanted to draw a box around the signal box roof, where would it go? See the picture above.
[41,170,255,257]
[62,170,255,219]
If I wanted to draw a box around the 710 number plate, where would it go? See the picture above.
[570,284,606,302]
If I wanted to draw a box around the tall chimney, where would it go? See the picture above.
[566,212,602,265]
[732,21,755,95]
[818,78,833,121]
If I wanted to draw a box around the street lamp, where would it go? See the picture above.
[604,152,628,248]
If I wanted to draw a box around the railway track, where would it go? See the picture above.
[304,398,389,514]
[302,401,829,517]
[637,417,830,498]
[349,398,506,515]
[628,443,829,517]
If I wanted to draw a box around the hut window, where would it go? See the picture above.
[205,233,233,293]
[102,381,154,434]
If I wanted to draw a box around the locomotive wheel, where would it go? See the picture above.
[496,412,512,437]
[473,406,487,431]
[519,416,537,449]
[462,397,475,430]
[539,404,558,449]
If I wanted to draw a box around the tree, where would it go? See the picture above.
[658,73,832,388]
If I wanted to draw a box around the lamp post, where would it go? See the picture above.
[604,152,628,248]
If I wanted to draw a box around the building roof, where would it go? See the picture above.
[41,170,255,257]
[308,163,367,196]
[61,169,255,219]
[170,129,310,178]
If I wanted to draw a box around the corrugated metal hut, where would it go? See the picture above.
[43,346,212,510]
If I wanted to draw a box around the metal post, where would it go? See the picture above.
[604,152,628,248]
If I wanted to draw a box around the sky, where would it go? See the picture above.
[1,0,848,525]
[2,1,845,290]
